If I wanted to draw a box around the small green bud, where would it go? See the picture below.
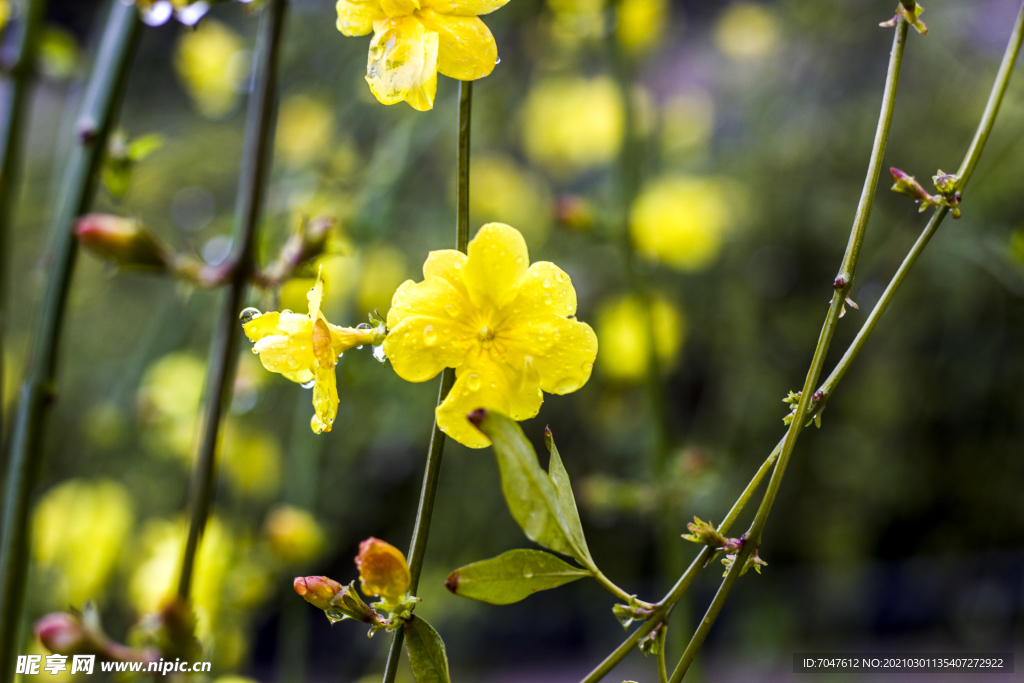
[612,596,654,630]
[682,516,728,548]
[325,582,381,627]
[722,550,768,577]
[880,2,928,35]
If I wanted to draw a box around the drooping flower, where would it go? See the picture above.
[336,0,508,110]
[242,271,381,433]
[355,538,410,606]
[383,223,598,448]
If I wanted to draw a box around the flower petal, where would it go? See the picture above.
[416,10,497,81]
[501,315,597,395]
[243,311,309,342]
[336,0,384,36]
[307,273,325,320]
[311,365,339,434]
[384,277,474,382]
[436,361,512,448]
[509,260,577,317]
[425,0,508,17]
[253,333,316,379]
[462,223,529,310]
[366,17,438,111]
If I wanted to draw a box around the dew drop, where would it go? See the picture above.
[356,322,372,330]
[495,57,501,65]
[373,345,387,362]
[523,571,533,579]
[467,373,481,391]
[555,273,564,283]
[444,303,458,317]
[516,256,524,264]
[454,261,462,269]
[239,307,261,324]
[423,325,438,346]
[301,379,315,389]
[542,278,551,288]
[582,361,593,373]
[281,309,293,316]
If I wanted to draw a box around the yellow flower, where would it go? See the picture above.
[264,505,326,565]
[174,19,249,119]
[596,294,684,382]
[629,176,738,272]
[355,537,410,605]
[469,155,552,247]
[521,76,625,177]
[243,271,378,433]
[275,95,335,167]
[713,2,780,61]
[384,223,598,448]
[336,0,508,111]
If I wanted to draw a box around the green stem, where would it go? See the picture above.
[176,0,288,600]
[657,624,668,683]
[0,0,49,442]
[381,80,472,683]
[0,2,140,678]
[578,440,780,683]
[592,567,648,606]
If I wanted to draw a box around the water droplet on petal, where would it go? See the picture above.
[423,325,437,346]
[555,272,564,283]
[454,261,462,269]
[542,279,551,288]
[467,373,481,391]
[444,304,458,317]
[554,378,576,394]
[281,309,293,316]
[582,361,593,373]
[373,345,387,362]
[301,379,315,389]
[516,256,524,264]
[356,322,372,330]
[239,307,261,324]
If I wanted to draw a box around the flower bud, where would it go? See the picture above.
[889,168,931,203]
[294,576,344,611]
[681,516,727,549]
[325,582,379,625]
[75,214,169,270]
[932,170,958,195]
[355,537,410,604]
[35,613,88,655]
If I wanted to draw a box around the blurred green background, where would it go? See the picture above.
[6,0,1024,680]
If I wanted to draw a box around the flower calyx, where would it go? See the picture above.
[782,390,824,428]
[612,595,655,630]
[637,621,664,656]
[890,167,961,218]
[722,548,768,577]
[880,1,927,35]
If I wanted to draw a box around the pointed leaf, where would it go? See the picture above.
[404,616,450,683]
[445,549,591,605]
[545,428,593,565]
[476,411,587,561]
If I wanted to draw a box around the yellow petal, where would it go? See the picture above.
[381,0,419,17]
[243,311,309,342]
[416,10,497,81]
[462,223,529,309]
[336,0,384,36]
[366,17,438,111]
[436,361,512,448]
[502,315,598,395]
[307,273,325,320]
[424,0,508,16]
[509,260,577,317]
[384,277,473,382]
[311,365,339,434]
[422,248,467,286]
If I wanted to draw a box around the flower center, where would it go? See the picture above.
[477,326,496,345]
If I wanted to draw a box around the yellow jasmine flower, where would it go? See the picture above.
[336,0,508,111]
[616,0,667,55]
[596,294,684,382]
[241,272,379,434]
[384,223,598,448]
[174,19,249,119]
[355,537,410,606]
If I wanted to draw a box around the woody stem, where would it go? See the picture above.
[0,2,140,679]
[176,0,288,600]
[381,80,473,683]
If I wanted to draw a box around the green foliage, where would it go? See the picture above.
[445,549,590,605]
[403,616,451,683]
[476,410,591,565]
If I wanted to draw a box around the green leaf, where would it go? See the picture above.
[404,616,451,683]
[445,549,591,605]
[545,428,592,565]
[127,133,165,161]
[476,411,588,562]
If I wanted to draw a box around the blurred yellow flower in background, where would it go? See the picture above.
[244,272,378,433]
[33,479,134,608]
[616,0,667,55]
[521,76,624,177]
[0,0,10,33]
[596,294,684,382]
[139,352,206,459]
[713,2,780,61]
[384,223,598,448]
[469,155,552,247]
[220,423,282,500]
[547,0,604,43]
[174,19,250,119]
[357,246,408,316]
[276,95,335,167]
[264,505,326,565]
[336,0,509,111]
[630,176,736,272]
[280,253,360,321]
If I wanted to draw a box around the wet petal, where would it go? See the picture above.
[502,315,597,395]
[417,10,497,81]
[507,260,577,318]
[311,365,339,434]
[384,277,474,382]
[462,223,529,310]
[422,249,467,287]
[243,311,310,342]
[366,17,439,111]
[253,334,316,379]
[425,0,508,16]
[436,361,511,448]
[336,0,384,36]
[307,273,325,320]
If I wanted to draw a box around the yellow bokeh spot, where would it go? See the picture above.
[220,422,282,500]
[617,0,668,55]
[0,0,9,33]
[547,0,605,43]
[357,246,407,317]
[32,479,134,608]
[276,95,335,167]
[264,505,326,565]
[596,294,685,382]
[470,155,552,247]
[175,19,250,119]
[521,76,625,177]
[630,176,737,272]
[713,3,780,61]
